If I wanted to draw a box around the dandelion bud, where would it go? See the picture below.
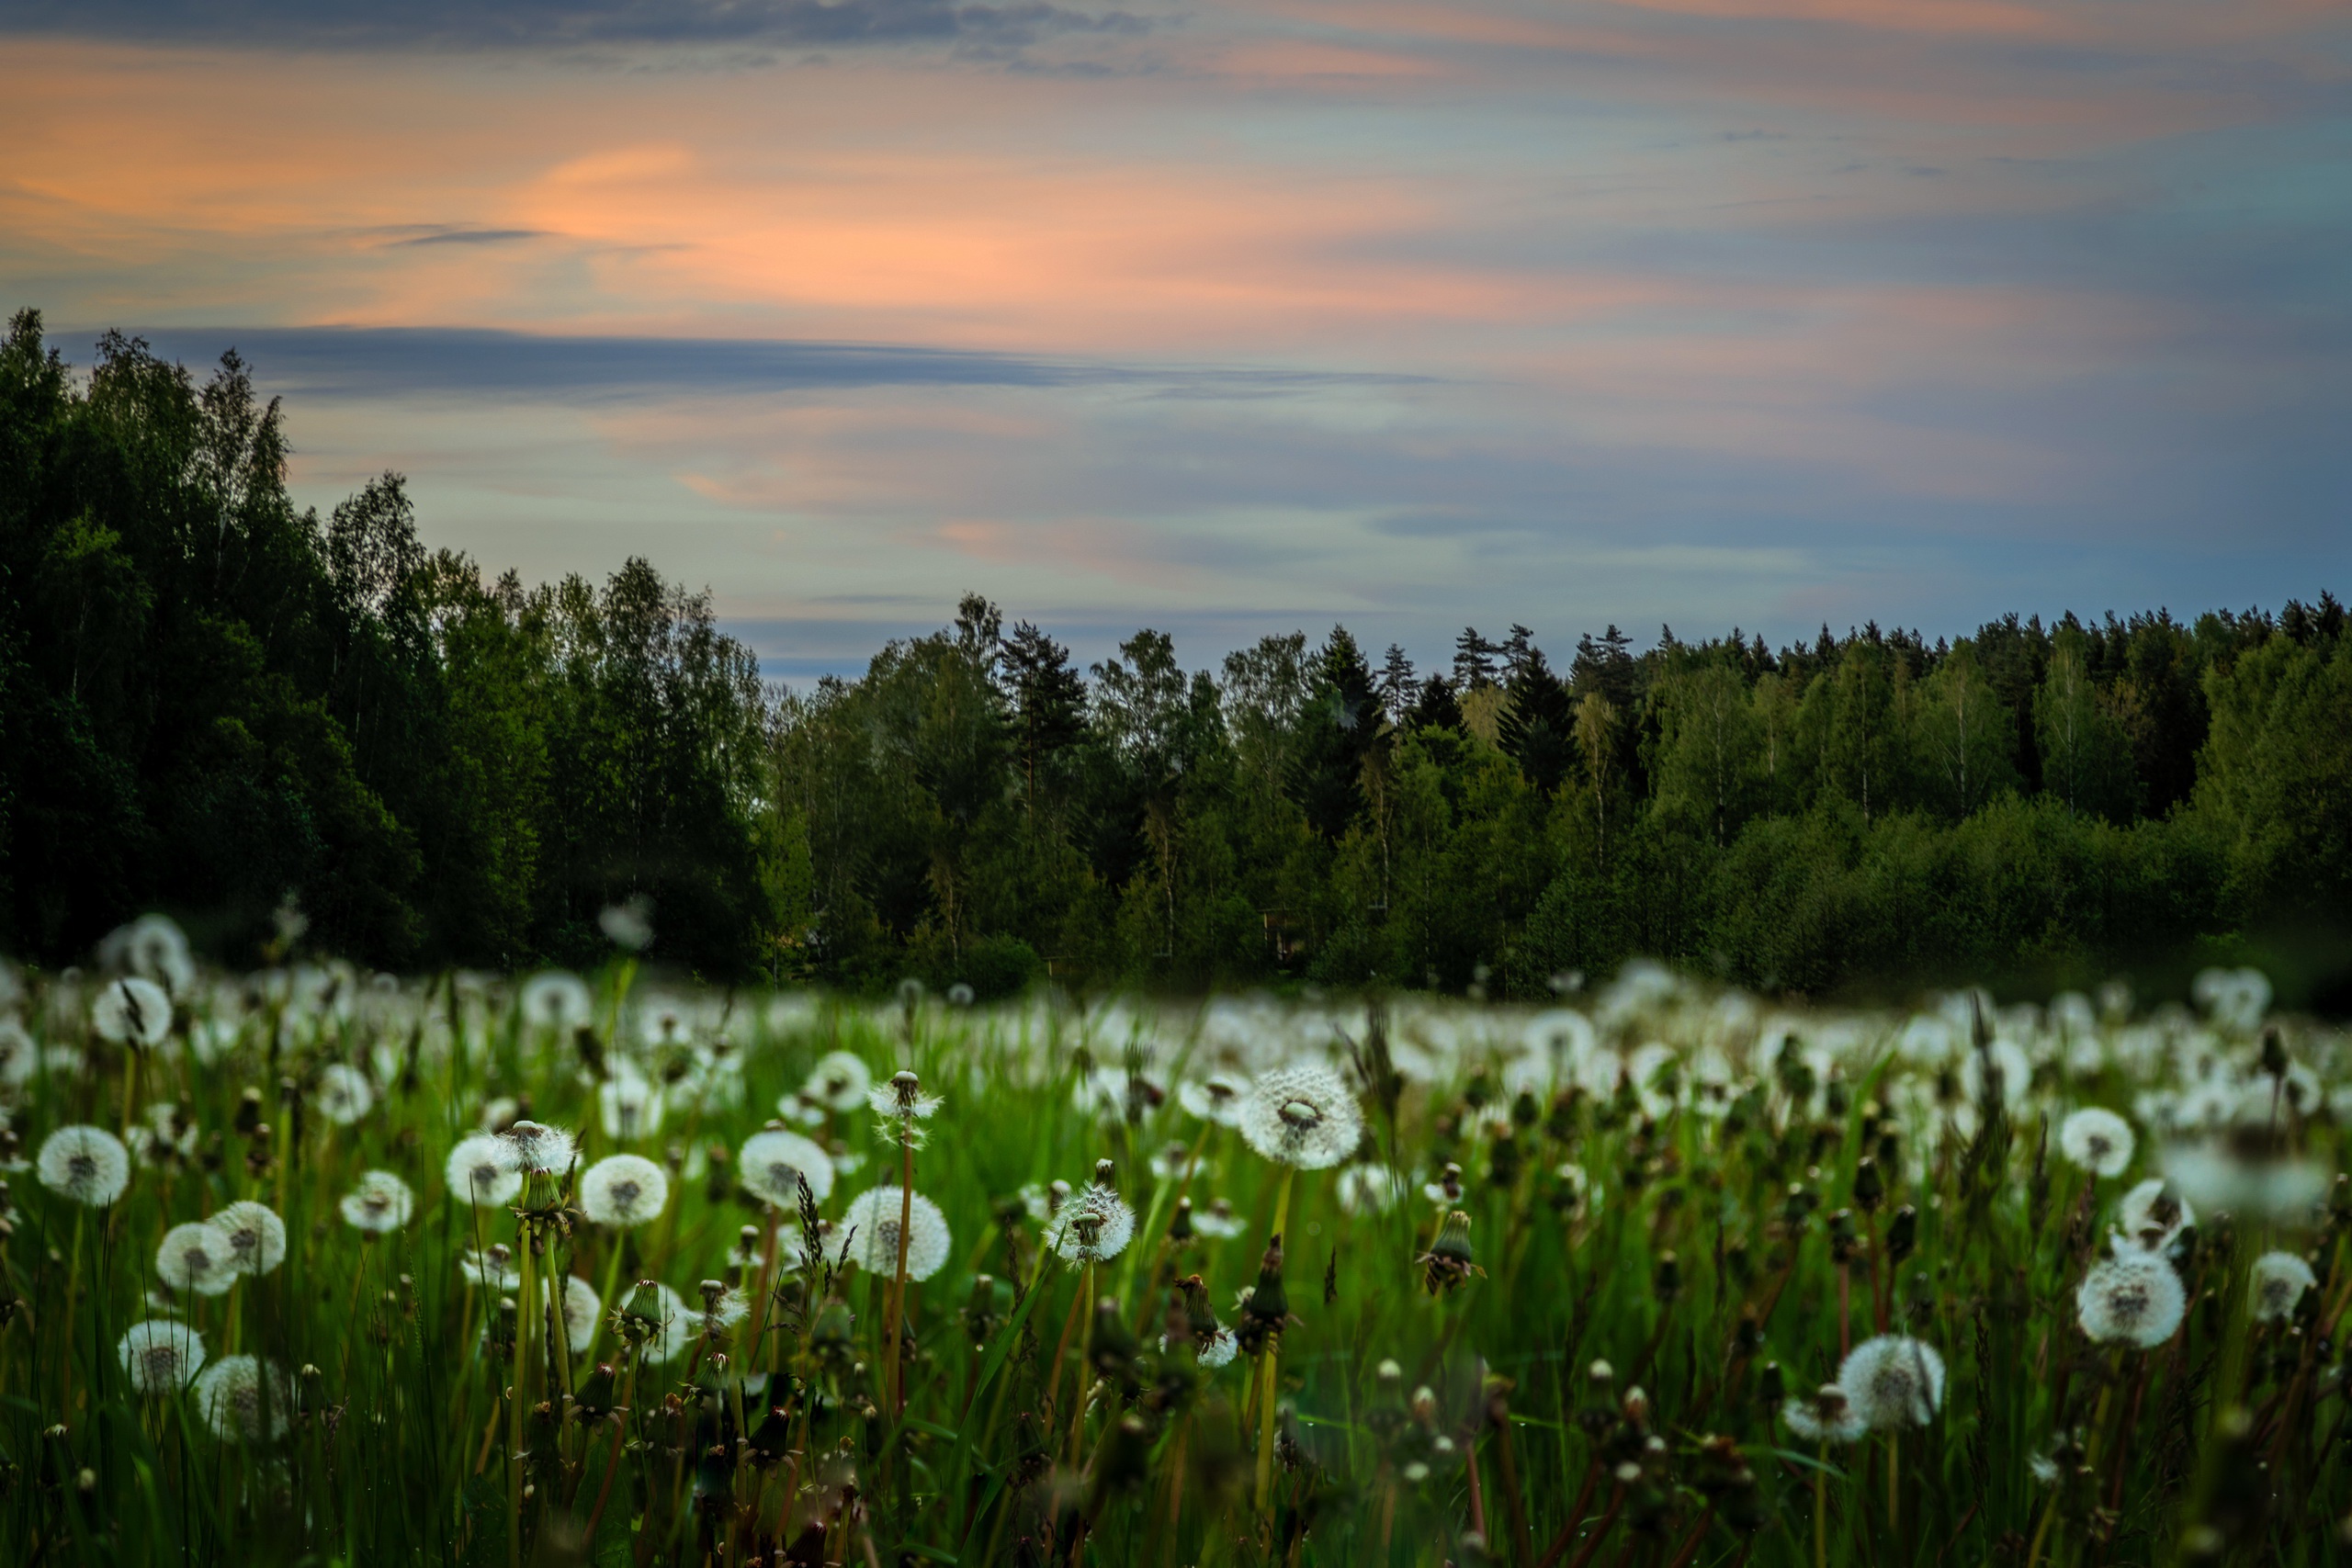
[1885,1205,1917,1268]
[2259,1027,2289,1078]
[1409,1385,1438,1424]
[1376,1358,1402,1385]
[1614,1461,1642,1485]
[1589,1359,1614,1388]
[1853,1156,1883,1213]
[1735,1303,1762,1356]
[1622,1386,1649,1427]
[1653,1250,1680,1303]
[1169,1197,1195,1243]
[234,1089,263,1134]
[1757,1360,1784,1405]
[1094,1158,1116,1190]
[1828,1209,1858,1264]
[1419,1212,1484,1296]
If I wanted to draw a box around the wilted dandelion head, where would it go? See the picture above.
[445,1134,524,1208]
[2113,1178,2194,1253]
[93,976,173,1048]
[868,1069,943,1144]
[209,1201,288,1276]
[1238,1064,1364,1170]
[798,1051,872,1113]
[561,1276,601,1354]
[38,1124,130,1206]
[311,1063,375,1127]
[838,1186,952,1280]
[2059,1108,2135,1178]
[193,1354,295,1442]
[2250,1251,2318,1324]
[118,1319,206,1394]
[598,1067,664,1142]
[518,971,594,1032]
[1836,1336,1946,1428]
[339,1170,414,1234]
[581,1154,670,1228]
[1052,1181,1136,1263]
[493,1121,576,1176]
[2077,1253,2187,1348]
[1178,1073,1250,1127]
[1782,1384,1868,1445]
[739,1128,835,1205]
[155,1221,238,1296]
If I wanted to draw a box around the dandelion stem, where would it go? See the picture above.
[509,1224,533,1568]
[1255,1165,1296,1516]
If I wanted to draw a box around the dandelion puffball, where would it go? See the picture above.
[445,1133,523,1207]
[494,1121,576,1176]
[739,1128,835,1206]
[837,1186,952,1281]
[2058,1108,2134,1178]
[2113,1179,2193,1252]
[339,1170,414,1233]
[37,1124,131,1206]
[209,1201,288,1276]
[193,1355,296,1441]
[797,1051,873,1113]
[1051,1182,1136,1263]
[561,1276,601,1353]
[518,971,594,1032]
[1238,1064,1365,1170]
[93,976,173,1047]
[580,1154,670,1228]
[598,1068,664,1141]
[2077,1252,2187,1348]
[2250,1251,2318,1323]
[155,1221,238,1296]
[1782,1385,1868,1445]
[312,1063,375,1125]
[1177,1074,1250,1127]
[119,1319,207,1393]
[1836,1336,1946,1429]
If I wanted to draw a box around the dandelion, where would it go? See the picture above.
[311,1063,375,1126]
[798,1051,873,1113]
[37,1124,130,1206]
[2113,1179,2193,1253]
[599,896,654,953]
[2250,1251,2318,1323]
[1051,1180,1136,1264]
[739,1128,836,1205]
[518,971,594,1033]
[1162,1276,1238,1368]
[210,1201,288,1276]
[92,976,173,1047]
[1238,1064,1364,1170]
[100,913,197,997]
[837,1186,952,1281]
[1335,1164,1408,1215]
[445,1134,523,1208]
[579,1154,670,1228]
[1837,1336,1946,1428]
[1178,1073,1250,1127]
[118,1319,207,1393]
[1782,1384,1868,1444]
[155,1221,238,1296]
[2059,1108,2135,1178]
[598,1066,664,1141]
[868,1069,944,1145]
[459,1244,521,1291]
[493,1120,576,1176]
[0,1017,33,1088]
[127,1102,198,1168]
[1192,1198,1247,1239]
[339,1170,414,1233]
[699,1280,750,1334]
[1960,1038,2033,1107]
[561,1276,601,1353]
[2077,1252,2187,1348]
[193,1355,296,1441]
[616,1281,694,1363]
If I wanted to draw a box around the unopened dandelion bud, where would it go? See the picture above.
[2259,1027,2289,1078]
[1169,1196,1195,1243]
[1622,1386,1649,1427]
[1653,1250,1680,1303]
[1376,1358,1402,1385]
[1885,1205,1917,1267]
[1094,1157,1116,1190]
[1409,1384,1438,1424]
[1419,1211,1484,1296]
[1589,1359,1614,1389]
[1735,1303,1763,1356]
[1757,1360,1783,1405]
[1828,1209,1859,1263]
[1853,1156,1883,1212]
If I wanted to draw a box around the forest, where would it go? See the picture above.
[6,310,2349,1003]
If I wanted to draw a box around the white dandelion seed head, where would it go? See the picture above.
[698,1280,750,1333]
[0,1016,34,1088]
[799,1051,873,1113]
[128,1102,198,1168]
[1051,1182,1136,1263]
[2112,1178,2194,1253]
[118,1319,207,1394]
[99,913,196,998]
[1961,1039,2034,1108]
[458,1244,520,1291]
[2250,1251,2318,1324]
[339,1170,414,1233]
[1836,1336,1947,1429]
[209,1201,288,1276]
[636,997,695,1051]
[493,1121,576,1176]
[1782,1385,1868,1445]
[561,1275,601,1353]
[2029,1449,2063,1485]
[867,1072,944,1129]
[1161,1325,1238,1369]
[518,971,594,1033]
[155,1221,238,1296]
[1192,1198,1246,1239]
[445,1134,523,1208]
[598,896,655,953]
[739,1128,835,1205]
[193,1354,295,1442]
[2077,1253,2187,1348]
[580,1154,670,1228]
[312,1063,375,1126]
[836,1186,953,1281]
[2059,1108,2135,1178]
[598,1065,665,1142]
[1238,1064,1364,1170]
[1177,1073,1250,1127]
[37,1124,131,1206]
[93,976,173,1048]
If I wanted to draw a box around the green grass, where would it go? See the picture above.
[1,957,2345,1566]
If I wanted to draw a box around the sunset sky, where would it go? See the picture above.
[4,0,2346,676]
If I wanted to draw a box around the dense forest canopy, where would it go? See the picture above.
[6,310,2350,1002]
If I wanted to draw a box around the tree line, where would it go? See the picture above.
[6,311,2348,1001]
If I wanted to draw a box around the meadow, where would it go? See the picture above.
[2,913,2345,1566]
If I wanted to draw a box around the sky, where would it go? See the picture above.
[3,0,2347,681]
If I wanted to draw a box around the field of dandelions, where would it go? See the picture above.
[4,917,2348,1567]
